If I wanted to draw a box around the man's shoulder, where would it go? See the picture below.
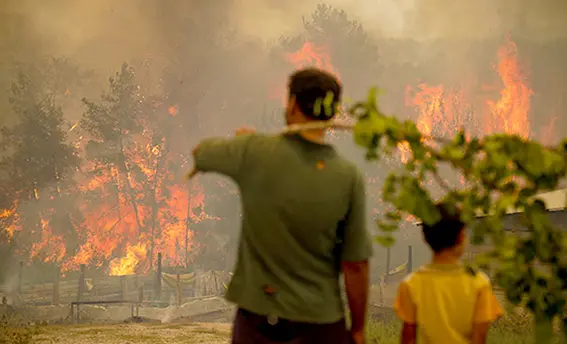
[328,153,361,176]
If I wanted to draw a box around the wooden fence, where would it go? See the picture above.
[0,253,228,307]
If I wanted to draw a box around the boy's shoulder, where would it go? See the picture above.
[403,264,492,284]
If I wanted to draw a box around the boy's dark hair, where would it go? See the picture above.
[288,68,342,120]
[422,204,465,253]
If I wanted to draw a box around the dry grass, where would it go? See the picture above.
[32,323,231,344]
[0,305,552,344]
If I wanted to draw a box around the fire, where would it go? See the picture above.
[168,105,178,116]
[406,36,533,148]
[485,36,531,138]
[285,42,339,77]
[282,41,345,126]
[2,96,214,276]
[109,242,148,276]
[406,84,475,142]
[29,218,66,263]
[0,202,18,238]
[397,142,411,164]
[0,35,550,272]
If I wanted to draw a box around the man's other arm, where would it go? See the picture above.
[193,134,254,181]
[341,169,373,341]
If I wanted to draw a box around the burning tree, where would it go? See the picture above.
[72,63,209,275]
[0,60,80,267]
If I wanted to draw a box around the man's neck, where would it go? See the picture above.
[298,129,326,144]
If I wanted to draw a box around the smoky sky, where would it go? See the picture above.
[4,0,567,67]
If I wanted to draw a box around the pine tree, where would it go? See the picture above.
[0,61,79,263]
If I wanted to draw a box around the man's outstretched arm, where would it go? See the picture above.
[340,169,373,342]
[192,132,254,181]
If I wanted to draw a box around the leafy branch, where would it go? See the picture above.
[350,88,567,341]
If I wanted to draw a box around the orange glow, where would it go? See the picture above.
[285,42,339,77]
[282,41,345,126]
[397,141,411,164]
[0,202,18,238]
[168,105,178,116]
[2,102,216,275]
[30,218,66,263]
[485,36,531,138]
[109,242,148,276]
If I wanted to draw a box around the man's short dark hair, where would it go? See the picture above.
[288,68,342,120]
[422,204,465,253]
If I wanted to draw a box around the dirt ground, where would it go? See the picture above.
[33,322,231,344]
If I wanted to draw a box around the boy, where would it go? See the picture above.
[394,205,503,344]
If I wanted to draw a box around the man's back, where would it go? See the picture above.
[195,133,372,323]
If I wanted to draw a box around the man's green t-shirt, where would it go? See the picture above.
[194,133,373,324]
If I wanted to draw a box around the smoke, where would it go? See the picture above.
[231,0,567,40]
[3,0,566,75]
[402,0,567,40]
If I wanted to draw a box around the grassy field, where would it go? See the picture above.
[0,306,541,344]
[1,317,537,344]
[30,323,231,344]
[366,319,535,344]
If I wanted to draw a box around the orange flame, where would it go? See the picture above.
[109,242,148,276]
[285,42,339,77]
[168,105,178,116]
[0,202,18,238]
[485,36,531,138]
[282,41,345,126]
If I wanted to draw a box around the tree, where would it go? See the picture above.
[153,2,271,269]
[275,4,381,97]
[79,63,157,268]
[350,88,567,342]
[0,61,80,265]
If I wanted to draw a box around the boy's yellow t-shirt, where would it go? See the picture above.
[394,263,503,344]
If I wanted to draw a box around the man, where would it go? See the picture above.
[192,68,373,343]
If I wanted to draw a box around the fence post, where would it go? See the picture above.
[120,276,127,301]
[407,245,413,273]
[384,247,391,283]
[53,266,60,306]
[379,275,385,306]
[11,260,25,306]
[155,253,162,300]
[17,261,23,298]
[77,264,85,301]
[176,274,181,307]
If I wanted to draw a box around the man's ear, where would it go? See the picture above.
[457,229,466,245]
[288,96,297,112]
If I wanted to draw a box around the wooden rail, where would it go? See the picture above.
[70,300,140,323]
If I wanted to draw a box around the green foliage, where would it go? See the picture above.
[350,88,567,342]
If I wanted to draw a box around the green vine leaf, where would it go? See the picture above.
[350,87,567,340]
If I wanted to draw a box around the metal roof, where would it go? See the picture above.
[413,188,567,226]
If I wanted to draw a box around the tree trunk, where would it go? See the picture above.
[117,135,144,234]
[149,139,167,270]
[184,182,192,268]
